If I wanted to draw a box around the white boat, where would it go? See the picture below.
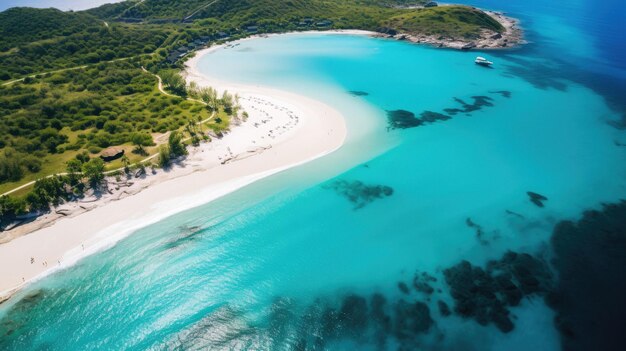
[475,56,493,66]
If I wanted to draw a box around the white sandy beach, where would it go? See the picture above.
[0,22,511,301]
[0,36,356,301]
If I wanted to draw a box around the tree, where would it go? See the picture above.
[157,145,171,168]
[121,155,130,174]
[76,151,90,163]
[39,127,68,153]
[27,175,66,210]
[0,195,27,219]
[188,81,199,96]
[131,132,154,155]
[232,93,241,116]
[160,70,186,96]
[26,191,48,212]
[66,158,83,185]
[168,131,187,157]
[82,157,105,189]
[221,90,234,114]
[199,86,218,111]
[0,152,24,182]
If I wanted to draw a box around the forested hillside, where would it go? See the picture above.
[0,7,97,51]
[0,9,172,80]
[100,0,427,21]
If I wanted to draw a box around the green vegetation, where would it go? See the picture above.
[0,7,173,80]
[384,5,504,39]
[0,61,221,188]
[0,8,96,51]
[157,130,188,167]
[0,0,508,226]
[160,69,187,96]
[82,158,106,189]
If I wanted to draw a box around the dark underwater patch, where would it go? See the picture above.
[324,180,393,209]
[162,225,203,250]
[419,111,452,123]
[348,90,369,96]
[547,201,626,351]
[155,201,626,350]
[398,282,410,294]
[466,217,488,245]
[500,57,569,92]
[387,109,423,129]
[452,96,495,114]
[443,251,553,333]
[527,191,548,207]
[442,95,498,117]
[489,90,512,98]
[437,300,451,317]
[387,110,451,130]
[387,92,508,130]
[393,300,433,339]
[413,271,437,295]
[466,217,502,245]
[0,288,52,343]
[160,305,260,349]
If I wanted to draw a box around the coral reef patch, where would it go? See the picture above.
[443,251,553,333]
[387,90,509,130]
[387,110,451,130]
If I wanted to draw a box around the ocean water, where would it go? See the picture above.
[1,1,626,350]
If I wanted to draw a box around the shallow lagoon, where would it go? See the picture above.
[1,12,626,351]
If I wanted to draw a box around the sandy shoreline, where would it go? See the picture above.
[0,15,525,301]
[0,36,352,302]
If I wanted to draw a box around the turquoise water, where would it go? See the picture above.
[2,4,626,351]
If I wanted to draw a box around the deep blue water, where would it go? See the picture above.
[1,1,625,350]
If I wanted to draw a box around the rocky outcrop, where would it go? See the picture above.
[372,10,524,51]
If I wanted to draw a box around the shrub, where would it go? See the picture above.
[157,145,171,168]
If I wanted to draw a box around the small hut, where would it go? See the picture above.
[100,147,125,162]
